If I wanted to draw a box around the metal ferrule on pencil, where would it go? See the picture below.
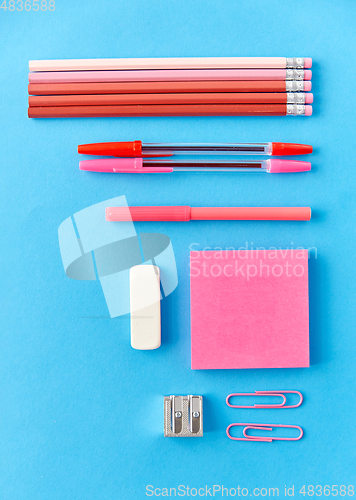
[286,93,308,104]
[285,80,308,92]
[285,69,307,81]
[286,57,306,69]
[286,104,309,115]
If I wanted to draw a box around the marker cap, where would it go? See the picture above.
[106,206,191,222]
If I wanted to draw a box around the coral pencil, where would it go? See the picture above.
[29,57,312,72]
[28,69,312,84]
[28,80,312,96]
[105,206,312,222]
[29,92,313,107]
[28,103,313,118]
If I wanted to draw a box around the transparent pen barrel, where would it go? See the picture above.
[143,157,269,172]
[143,158,267,171]
[172,167,265,172]
[142,143,271,155]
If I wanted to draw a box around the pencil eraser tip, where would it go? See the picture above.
[305,105,313,116]
[304,81,312,91]
[305,70,312,80]
[305,93,314,104]
[304,58,312,68]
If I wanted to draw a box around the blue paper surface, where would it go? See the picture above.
[1,0,356,498]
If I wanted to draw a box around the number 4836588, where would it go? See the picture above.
[1,0,55,10]
[299,486,354,496]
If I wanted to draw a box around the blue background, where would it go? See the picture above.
[1,0,356,498]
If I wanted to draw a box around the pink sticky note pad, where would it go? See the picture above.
[190,249,309,369]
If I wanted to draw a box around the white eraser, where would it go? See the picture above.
[130,265,161,350]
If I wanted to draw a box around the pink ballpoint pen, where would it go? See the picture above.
[79,158,311,174]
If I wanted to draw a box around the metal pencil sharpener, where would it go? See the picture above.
[164,395,203,437]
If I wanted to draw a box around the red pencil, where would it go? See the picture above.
[29,92,312,107]
[28,103,312,118]
[28,80,311,96]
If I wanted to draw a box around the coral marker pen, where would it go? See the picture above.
[105,206,312,222]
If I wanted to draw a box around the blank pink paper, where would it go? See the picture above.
[190,249,309,369]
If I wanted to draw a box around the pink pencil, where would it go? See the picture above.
[28,69,312,84]
[29,57,312,72]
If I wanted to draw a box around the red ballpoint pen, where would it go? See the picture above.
[78,140,313,157]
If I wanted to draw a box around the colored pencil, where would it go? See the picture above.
[28,103,313,118]
[28,80,312,95]
[29,57,312,72]
[28,69,312,84]
[29,92,313,107]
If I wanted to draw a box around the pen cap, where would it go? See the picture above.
[78,140,142,157]
[267,159,311,173]
[106,206,191,221]
[271,143,313,155]
[79,158,173,173]
[80,158,143,172]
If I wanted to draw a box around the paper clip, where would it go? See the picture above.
[226,423,304,442]
[226,390,303,409]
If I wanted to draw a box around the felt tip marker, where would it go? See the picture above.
[79,158,311,174]
[78,141,313,157]
[105,206,312,222]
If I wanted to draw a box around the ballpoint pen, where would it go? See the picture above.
[79,158,311,174]
[78,141,313,157]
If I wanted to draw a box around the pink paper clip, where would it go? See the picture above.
[226,423,304,442]
[226,390,303,409]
